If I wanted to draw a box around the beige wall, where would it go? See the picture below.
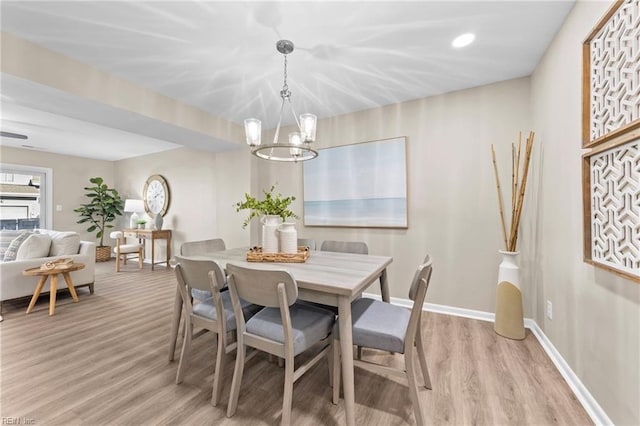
[0,146,114,242]
[256,77,532,312]
[114,146,250,260]
[531,1,639,424]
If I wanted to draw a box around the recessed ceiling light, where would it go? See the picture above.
[452,33,475,48]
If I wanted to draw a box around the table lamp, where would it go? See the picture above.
[124,199,145,229]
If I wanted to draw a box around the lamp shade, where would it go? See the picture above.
[124,199,145,213]
[244,118,261,146]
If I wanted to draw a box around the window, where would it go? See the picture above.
[0,164,52,230]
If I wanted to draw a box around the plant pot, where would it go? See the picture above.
[261,215,281,254]
[96,245,112,262]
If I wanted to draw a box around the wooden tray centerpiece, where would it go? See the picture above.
[246,246,311,263]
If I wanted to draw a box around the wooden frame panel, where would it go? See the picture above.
[582,128,640,283]
[582,0,640,149]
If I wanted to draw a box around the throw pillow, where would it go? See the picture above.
[16,234,52,260]
[48,232,81,256]
[0,229,25,258]
[3,231,32,262]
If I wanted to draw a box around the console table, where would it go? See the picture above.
[123,229,172,270]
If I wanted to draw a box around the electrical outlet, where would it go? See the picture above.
[546,300,553,320]
[56,204,63,212]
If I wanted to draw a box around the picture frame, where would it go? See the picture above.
[582,128,640,283]
[582,0,640,149]
[303,137,408,228]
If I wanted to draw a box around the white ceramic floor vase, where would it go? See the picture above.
[494,250,525,340]
[261,215,281,254]
[277,222,297,254]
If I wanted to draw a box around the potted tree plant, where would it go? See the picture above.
[74,177,125,262]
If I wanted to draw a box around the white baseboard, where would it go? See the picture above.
[362,292,613,426]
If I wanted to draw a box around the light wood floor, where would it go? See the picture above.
[0,260,592,425]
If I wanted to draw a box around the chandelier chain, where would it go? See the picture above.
[281,54,290,99]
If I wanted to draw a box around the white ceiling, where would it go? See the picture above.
[0,0,575,161]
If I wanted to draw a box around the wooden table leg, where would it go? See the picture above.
[49,274,58,316]
[26,275,48,314]
[380,268,390,303]
[62,272,79,302]
[151,237,155,271]
[338,296,356,426]
[166,236,171,269]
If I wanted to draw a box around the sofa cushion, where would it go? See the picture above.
[0,230,25,258]
[43,231,81,256]
[3,231,32,262]
[16,233,52,260]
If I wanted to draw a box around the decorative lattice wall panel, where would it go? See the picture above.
[583,0,640,149]
[587,138,640,280]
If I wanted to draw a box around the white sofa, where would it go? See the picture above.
[0,229,96,316]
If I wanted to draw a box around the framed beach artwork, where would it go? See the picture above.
[303,137,408,228]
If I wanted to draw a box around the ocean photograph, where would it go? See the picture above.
[303,137,407,227]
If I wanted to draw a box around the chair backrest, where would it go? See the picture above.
[297,238,316,251]
[226,263,297,308]
[320,240,368,254]
[109,231,123,241]
[180,238,226,256]
[174,255,226,292]
[405,256,433,352]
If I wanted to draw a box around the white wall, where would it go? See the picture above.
[531,1,640,424]
[256,77,532,312]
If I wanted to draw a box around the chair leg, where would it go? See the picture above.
[281,354,295,426]
[168,287,182,362]
[138,248,143,269]
[416,330,432,390]
[405,349,425,426]
[211,333,226,407]
[332,338,341,404]
[115,253,121,272]
[175,320,192,384]
[227,344,246,418]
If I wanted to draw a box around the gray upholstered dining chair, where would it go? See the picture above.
[173,256,262,406]
[225,263,335,426]
[180,238,226,256]
[168,238,227,361]
[320,240,368,255]
[331,256,433,426]
[297,238,316,251]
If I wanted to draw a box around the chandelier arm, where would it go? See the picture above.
[272,95,287,146]
[288,97,303,131]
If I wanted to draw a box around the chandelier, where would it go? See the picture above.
[244,40,318,162]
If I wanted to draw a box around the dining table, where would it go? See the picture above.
[179,247,392,426]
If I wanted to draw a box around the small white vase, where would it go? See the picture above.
[494,250,525,340]
[261,215,281,254]
[277,222,297,254]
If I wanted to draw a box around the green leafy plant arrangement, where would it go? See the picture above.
[235,185,298,228]
[74,177,125,247]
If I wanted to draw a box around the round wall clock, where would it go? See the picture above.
[143,174,170,216]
